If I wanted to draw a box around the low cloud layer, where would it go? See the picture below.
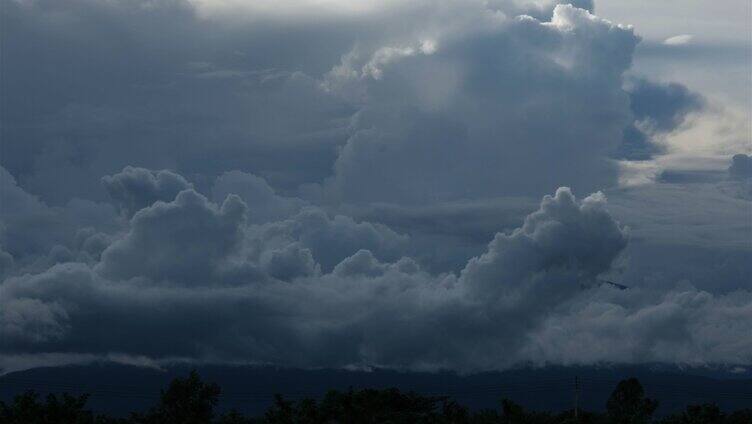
[1,0,750,373]
[1,172,750,371]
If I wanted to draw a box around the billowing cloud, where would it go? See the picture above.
[102,166,193,217]
[252,207,410,272]
[728,154,752,181]
[721,154,752,200]
[96,189,247,285]
[1,0,750,373]
[461,188,627,299]
[2,185,750,371]
[211,171,306,223]
[323,4,639,204]
[526,285,752,366]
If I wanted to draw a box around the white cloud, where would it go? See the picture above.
[663,34,694,45]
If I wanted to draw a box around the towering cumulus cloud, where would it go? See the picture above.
[0,0,750,372]
[1,181,750,370]
[324,4,639,203]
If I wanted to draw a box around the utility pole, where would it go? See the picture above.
[574,376,580,421]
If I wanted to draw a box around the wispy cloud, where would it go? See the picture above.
[663,34,694,45]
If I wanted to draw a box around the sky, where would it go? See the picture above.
[0,0,750,374]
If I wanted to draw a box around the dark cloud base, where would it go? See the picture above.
[1,167,750,372]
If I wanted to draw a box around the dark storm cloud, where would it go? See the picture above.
[342,198,538,273]
[348,198,535,243]
[323,4,639,203]
[0,0,354,203]
[0,166,117,261]
[211,171,306,224]
[0,167,62,257]
[617,124,658,161]
[102,167,193,217]
[627,78,704,132]
[253,207,409,272]
[616,78,705,160]
[728,154,752,180]
[97,189,247,284]
[3,0,637,206]
[721,154,752,200]
[1,0,751,372]
[2,185,750,370]
[0,249,13,280]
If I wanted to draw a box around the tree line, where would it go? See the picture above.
[1,371,750,423]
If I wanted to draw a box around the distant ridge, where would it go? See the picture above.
[1,363,750,418]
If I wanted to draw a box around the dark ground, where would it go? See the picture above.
[1,363,750,418]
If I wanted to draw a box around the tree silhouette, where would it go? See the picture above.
[4,373,752,423]
[606,378,659,424]
[132,370,221,424]
[659,403,752,424]
[726,409,752,424]
[0,391,111,424]
[216,409,256,424]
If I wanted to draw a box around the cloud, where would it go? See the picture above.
[0,247,15,281]
[615,78,704,160]
[102,166,193,217]
[344,197,537,273]
[359,41,439,80]
[3,184,752,371]
[253,207,410,272]
[1,0,353,202]
[6,186,747,371]
[1,0,750,373]
[663,34,694,46]
[603,181,752,294]
[0,167,61,257]
[332,249,419,278]
[606,183,750,250]
[211,171,306,223]
[720,154,752,200]
[728,154,752,180]
[260,243,320,281]
[322,4,639,204]
[188,0,595,24]
[627,78,704,133]
[0,166,117,263]
[525,285,752,366]
[1,298,69,346]
[97,189,247,285]
[461,188,627,299]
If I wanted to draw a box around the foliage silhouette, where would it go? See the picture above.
[130,370,221,424]
[2,372,750,423]
[658,403,752,424]
[606,378,659,424]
